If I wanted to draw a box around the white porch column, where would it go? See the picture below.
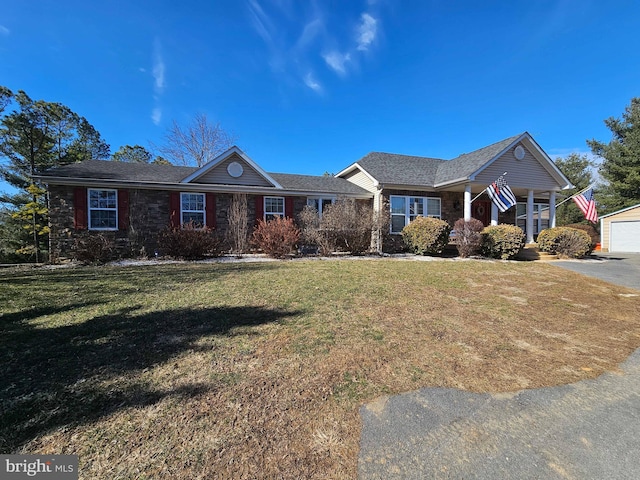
[464,184,472,221]
[549,191,557,228]
[490,202,499,226]
[526,189,535,243]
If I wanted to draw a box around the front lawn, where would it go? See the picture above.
[1,260,639,478]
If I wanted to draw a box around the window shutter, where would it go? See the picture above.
[169,192,180,228]
[285,196,294,218]
[118,190,129,230]
[74,187,87,230]
[255,195,264,224]
[206,193,216,229]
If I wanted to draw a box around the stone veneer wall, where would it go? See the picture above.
[48,185,310,261]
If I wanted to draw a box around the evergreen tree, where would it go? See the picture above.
[588,98,640,213]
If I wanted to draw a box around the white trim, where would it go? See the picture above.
[264,196,285,220]
[179,146,284,189]
[335,162,379,187]
[306,196,336,218]
[389,195,442,234]
[88,188,118,231]
[599,203,640,219]
[180,192,206,227]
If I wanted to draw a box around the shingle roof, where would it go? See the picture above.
[39,160,371,196]
[354,134,523,187]
[269,173,370,195]
[356,152,446,186]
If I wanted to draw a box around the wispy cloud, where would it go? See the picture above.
[0,25,10,36]
[304,72,322,93]
[322,51,351,76]
[151,107,162,126]
[296,18,323,51]
[152,39,165,94]
[356,13,377,51]
[247,0,275,46]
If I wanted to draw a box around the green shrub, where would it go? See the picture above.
[453,218,484,258]
[73,234,114,264]
[252,217,300,259]
[537,227,593,258]
[481,224,525,260]
[401,216,451,255]
[158,222,223,260]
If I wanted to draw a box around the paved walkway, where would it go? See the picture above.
[359,348,640,479]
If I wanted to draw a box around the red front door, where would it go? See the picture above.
[472,200,491,226]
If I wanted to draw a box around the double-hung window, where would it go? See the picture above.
[264,196,285,221]
[88,189,117,230]
[306,197,334,217]
[390,195,441,234]
[181,193,205,227]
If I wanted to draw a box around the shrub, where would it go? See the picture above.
[453,218,484,258]
[537,227,593,258]
[322,199,375,254]
[298,205,333,256]
[73,234,114,264]
[157,222,223,260]
[227,193,249,254]
[401,216,451,255]
[252,217,300,259]
[481,224,525,260]
[565,223,600,247]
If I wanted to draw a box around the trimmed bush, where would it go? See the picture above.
[481,224,525,260]
[73,234,114,264]
[252,217,300,259]
[401,216,451,255]
[158,222,223,260]
[453,218,484,258]
[537,227,593,258]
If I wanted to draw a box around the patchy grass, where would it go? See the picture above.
[1,260,639,478]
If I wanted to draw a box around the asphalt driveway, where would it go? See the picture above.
[359,348,640,479]
[550,252,640,291]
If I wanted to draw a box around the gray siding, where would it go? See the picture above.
[343,169,376,192]
[193,153,274,187]
[474,145,560,191]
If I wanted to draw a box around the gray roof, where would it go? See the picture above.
[39,160,371,196]
[269,173,370,195]
[354,134,522,187]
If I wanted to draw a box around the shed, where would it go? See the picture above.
[600,203,640,253]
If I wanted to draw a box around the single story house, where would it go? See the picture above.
[599,203,640,253]
[37,132,572,259]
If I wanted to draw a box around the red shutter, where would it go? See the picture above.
[285,196,294,218]
[169,192,180,228]
[118,190,129,230]
[206,193,216,229]
[74,187,87,230]
[255,195,264,224]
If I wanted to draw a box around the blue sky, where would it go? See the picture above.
[1,0,639,194]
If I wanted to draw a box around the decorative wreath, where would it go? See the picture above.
[476,204,485,216]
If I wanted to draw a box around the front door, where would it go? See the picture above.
[472,200,490,226]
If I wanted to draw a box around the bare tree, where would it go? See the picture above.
[158,113,236,167]
[227,193,249,254]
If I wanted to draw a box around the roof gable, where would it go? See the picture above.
[181,146,283,188]
[342,152,445,187]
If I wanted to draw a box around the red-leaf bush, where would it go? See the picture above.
[453,218,484,258]
[252,217,300,259]
[158,222,223,260]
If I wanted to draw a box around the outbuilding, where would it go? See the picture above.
[600,203,640,253]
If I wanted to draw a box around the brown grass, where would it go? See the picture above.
[1,259,639,478]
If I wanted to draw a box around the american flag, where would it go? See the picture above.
[572,187,598,223]
[486,176,517,212]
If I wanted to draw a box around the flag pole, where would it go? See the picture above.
[471,172,507,203]
[554,184,593,208]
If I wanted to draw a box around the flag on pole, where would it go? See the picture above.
[572,187,598,223]
[486,175,517,212]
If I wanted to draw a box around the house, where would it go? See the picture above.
[599,203,640,253]
[37,132,571,260]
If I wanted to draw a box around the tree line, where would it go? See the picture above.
[0,86,234,262]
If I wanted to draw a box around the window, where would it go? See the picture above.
[88,189,117,230]
[516,202,549,236]
[181,193,205,227]
[306,197,334,217]
[264,196,285,221]
[390,195,441,234]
